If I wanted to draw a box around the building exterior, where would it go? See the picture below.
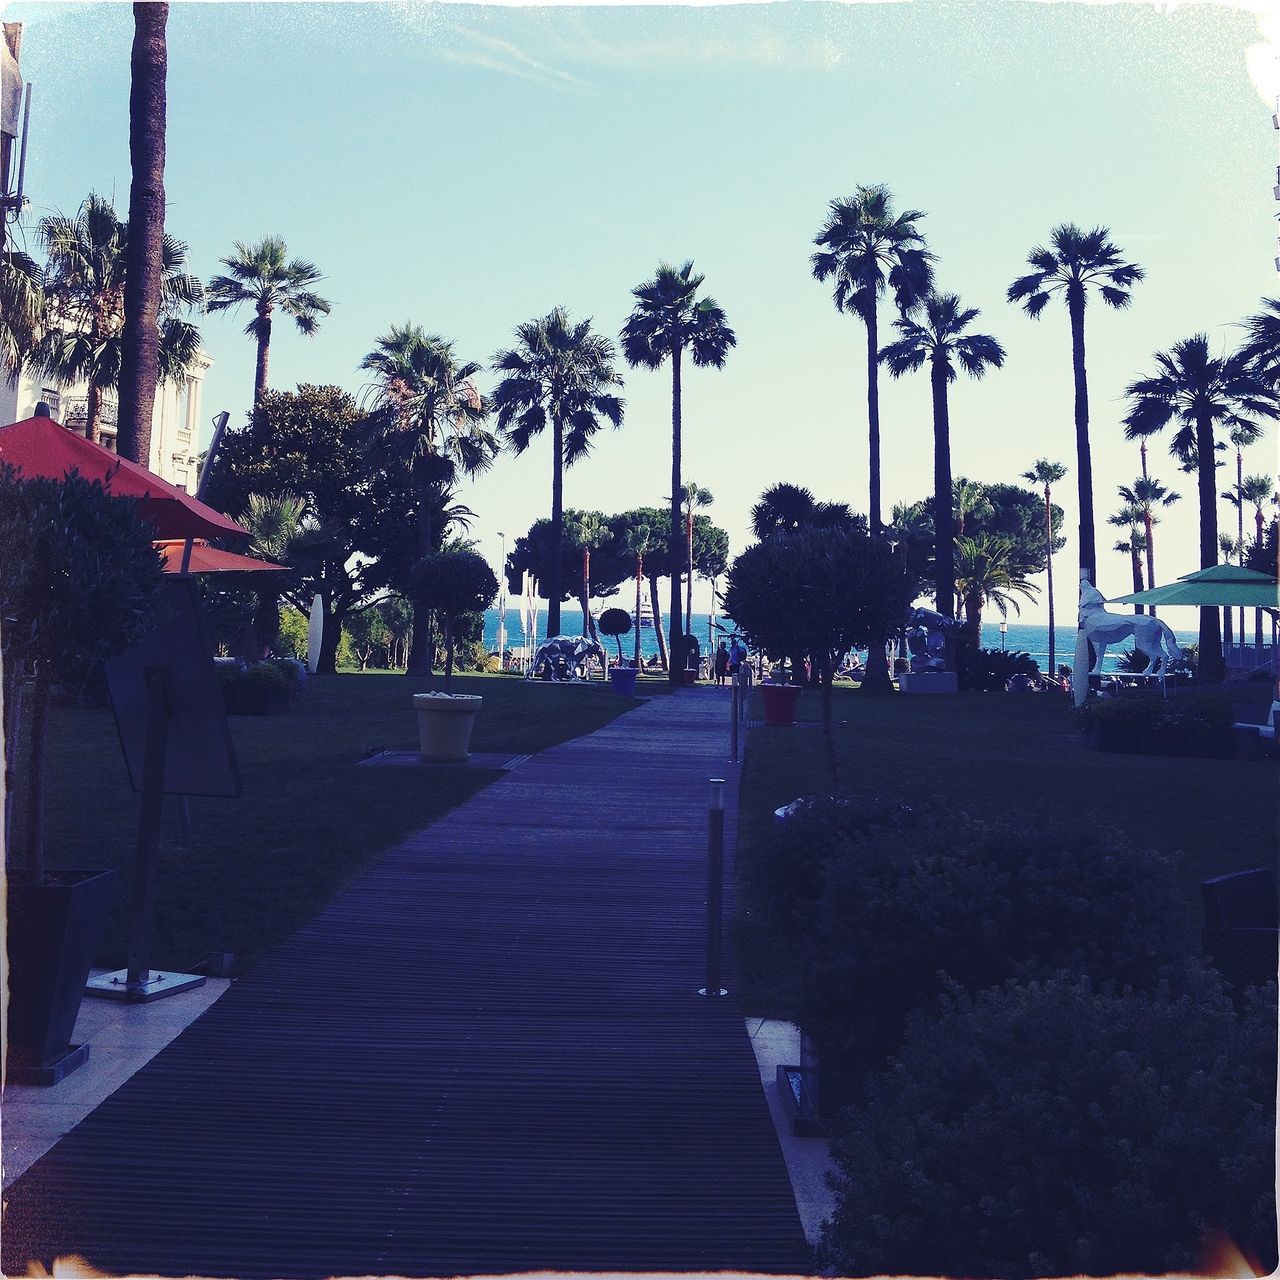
[0,353,211,493]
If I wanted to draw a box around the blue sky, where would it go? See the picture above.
[5,0,1276,622]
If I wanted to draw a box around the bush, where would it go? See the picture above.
[1079,692,1234,757]
[958,646,1041,692]
[821,975,1277,1278]
[216,659,300,713]
[752,799,1190,1101]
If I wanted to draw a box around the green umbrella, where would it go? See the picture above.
[1111,564,1279,609]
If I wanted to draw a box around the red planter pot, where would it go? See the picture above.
[760,683,802,726]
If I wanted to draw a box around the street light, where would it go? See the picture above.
[497,531,507,669]
[999,620,1008,651]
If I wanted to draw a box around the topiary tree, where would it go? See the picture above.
[0,468,165,881]
[597,606,632,665]
[407,548,498,691]
[821,975,1277,1278]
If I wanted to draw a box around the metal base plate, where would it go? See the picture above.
[84,968,206,1003]
[7,1041,90,1086]
[697,987,729,998]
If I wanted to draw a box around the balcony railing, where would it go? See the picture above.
[62,395,119,432]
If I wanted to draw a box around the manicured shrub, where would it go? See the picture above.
[1079,692,1235,757]
[957,646,1041,692]
[821,975,1277,1278]
[753,798,1191,1100]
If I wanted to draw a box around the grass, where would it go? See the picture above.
[736,685,1278,1014]
[19,671,639,974]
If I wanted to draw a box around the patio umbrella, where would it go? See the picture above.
[0,414,246,541]
[1111,564,1279,609]
[154,541,287,575]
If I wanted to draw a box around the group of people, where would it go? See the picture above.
[712,638,750,687]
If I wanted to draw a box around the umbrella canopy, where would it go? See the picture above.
[155,541,287,575]
[1112,564,1280,609]
[0,415,246,541]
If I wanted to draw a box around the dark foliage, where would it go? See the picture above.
[958,646,1041,691]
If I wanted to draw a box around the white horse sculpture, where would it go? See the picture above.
[1073,577,1183,706]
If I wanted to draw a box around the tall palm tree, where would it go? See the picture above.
[1241,473,1276,651]
[1021,459,1068,675]
[1240,296,1280,381]
[1223,422,1257,645]
[680,481,714,635]
[621,262,734,687]
[38,193,203,445]
[1123,334,1279,681]
[1108,503,1147,614]
[494,306,624,639]
[1008,225,1144,584]
[207,236,331,405]
[117,0,168,465]
[1117,475,1179,619]
[0,248,43,386]
[881,291,1006,633]
[810,184,933,535]
[362,325,496,674]
[952,477,992,537]
[953,533,1038,633]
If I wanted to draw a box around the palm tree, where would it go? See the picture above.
[953,533,1038,633]
[881,291,1006,634]
[206,237,331,405]
[494,307,624,640]
[621,261,735,688]
[623,521,654,667]
[1117,475,1180,619]
[1008,225,1144,584]
[565,510,609,641]
[117,0,168,465]
[952,477,993,537]
[1,248,44,387]
[1218,532,1239,653]
[1241,473,1276,651]
[810,184,934,534]
[362,325,496,674]
[37,193,203,446]
[1223,422,1257,645]
[1107,503,1147,613]
[1021,459,1068,675]
[240,491,305,659]
[680,481,714,635]
[1123,334,1280,681]
[1240,297,1280,380]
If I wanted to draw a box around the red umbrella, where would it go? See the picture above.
[154,541,286,575]
[0,414,246,540]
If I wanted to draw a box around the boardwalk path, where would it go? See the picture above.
[4,689,811,1278]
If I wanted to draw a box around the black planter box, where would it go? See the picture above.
[220,684,290,716]
[7,868,116,1083]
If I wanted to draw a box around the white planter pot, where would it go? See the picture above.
[413,693,483,762]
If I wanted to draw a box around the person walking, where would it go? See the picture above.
[714,641,730,686]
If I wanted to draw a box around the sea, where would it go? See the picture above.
[482,608,1200,675]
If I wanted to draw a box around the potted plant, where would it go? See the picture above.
[407,548,498,761]
[598,607,638,696]
[1,469,165,1083]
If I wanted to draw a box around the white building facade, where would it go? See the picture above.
[0,353,211,493]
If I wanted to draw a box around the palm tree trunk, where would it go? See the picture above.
[254,307,272,405]
[648,571,668,670]
[1129,542,1144,613]
[1223,603,1234,653]
[85,381,102,445]
[633,555,643,666]
[548,410,564,638]
[117,1,167,467]
[1143,510,1158,619]
[579,551,591,640]
[931,359,955,625]
[1194,411,1223,681]
[1237,449,1245,647]
[865,306,881,535]
[405,484,434,676]
[685,508,694,640]
[1068,291,1096,584]
[1256,506,1265,655]
[1044,484,1057,675]
[668,346,684,686]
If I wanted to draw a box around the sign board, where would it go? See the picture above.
[104,576,240,798]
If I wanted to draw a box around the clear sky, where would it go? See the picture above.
[5,0,1277,622]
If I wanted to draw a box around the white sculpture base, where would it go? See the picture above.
[898,671,958,694]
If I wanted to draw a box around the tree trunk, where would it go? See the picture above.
[254,307,272,405]
[1044,485,1057,675]
[685,508,694,641]
[963,591,983,632]
[85,380,102,445]
[931,358,955,627]
[1194,411,1223,682]
[668,347,684,687]
[1223,604,1234,654]
[1129,542,1144,613]
[1143,510,1158,620]
[23,662,48,881]
[116,1,167,467]
[1255,505,1264,654]
[251,587,280,658]
[443,614,455,693]
[405,481,436,676]
[317,604,342,675]
[648,571,668,670]
[633,555,644,666]
[1068,290,1096,585]
[865,305,881,536]
[548,410,564,639]
[1237,449,1246,648]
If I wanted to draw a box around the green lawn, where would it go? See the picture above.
[736,686,1278,1013]
[21,671,639,974]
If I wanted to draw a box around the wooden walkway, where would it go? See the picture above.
[3,689,811,1278]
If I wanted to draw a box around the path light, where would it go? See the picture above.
[1000,620,1008,651]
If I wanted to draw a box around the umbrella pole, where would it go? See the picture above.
[179,537,194,575]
